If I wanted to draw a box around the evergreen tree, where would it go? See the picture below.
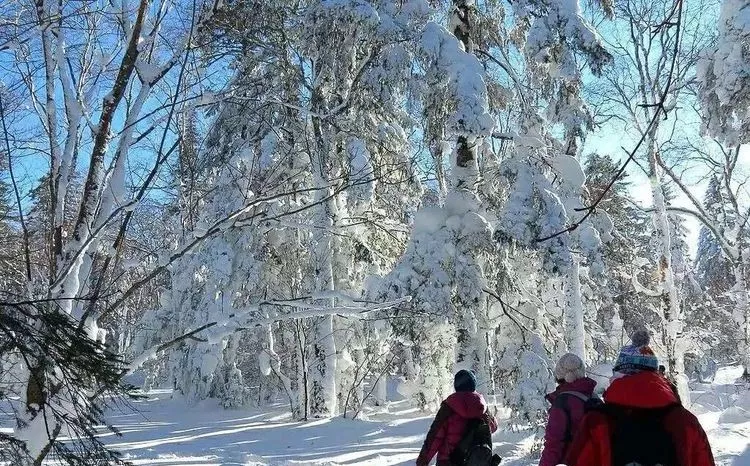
[583,153,651,357]
[695,176,735,294]
[691,176,738,360]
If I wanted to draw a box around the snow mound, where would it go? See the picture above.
[551,154,586,189]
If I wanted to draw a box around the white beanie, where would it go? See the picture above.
[554,353,586,383]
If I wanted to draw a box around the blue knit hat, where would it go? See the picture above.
[614,330,659,374]
[454,369,477,392]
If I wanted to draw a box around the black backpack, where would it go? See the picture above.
[448,416,501,466]
[552,391,604,443]
[600,403,680,466]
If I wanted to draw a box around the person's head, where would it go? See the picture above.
[554,353,586,384]
[454,369,477,392]
[613,330,659,378]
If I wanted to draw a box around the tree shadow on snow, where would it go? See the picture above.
[106,395,431,465]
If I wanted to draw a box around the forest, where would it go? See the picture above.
[0,0,748,464]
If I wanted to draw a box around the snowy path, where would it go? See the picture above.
[3,368,748,465]
[105,367,750,466]
[107,391,431,466]
[105,391,544,466]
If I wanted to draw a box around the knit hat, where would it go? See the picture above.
[454,369,477,392]
[554,353,586,383]
[614,330,659,374]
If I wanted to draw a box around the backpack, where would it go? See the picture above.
[552,391,603,443]
[448,416,500,466]
[601,403,680,466]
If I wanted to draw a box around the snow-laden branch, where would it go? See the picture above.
[655,154,740,259]
[125,295,412,375]
[101,185,335,316]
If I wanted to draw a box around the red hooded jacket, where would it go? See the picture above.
[564,371,715,466]
[539,377,597,466]
[416,391,497,466]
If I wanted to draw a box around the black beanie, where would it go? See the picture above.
[454,369,477,392]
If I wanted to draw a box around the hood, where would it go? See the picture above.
[546,376,597,403]
[604,370,678,408]
[445,391,487,419]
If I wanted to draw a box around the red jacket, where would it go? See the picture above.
[416,391,497,466]
[565,371,715,466]
[539,377,597,466]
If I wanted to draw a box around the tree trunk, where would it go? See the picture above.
[310,314,336,417]
[648,144,688,402]
[309,167,338,417]
[733,258,750,379]
[431,144,448,204]
[294,320,309,420]
[374,373,387,406]
[450,1,480,192]
[449,0,487,387]
[265,323,299,417]
[564,255,586,359]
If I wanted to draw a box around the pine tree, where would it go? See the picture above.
[695,176,735,294]
[583,153,651,357]
[0,165,24,294]
[691,176,739,360]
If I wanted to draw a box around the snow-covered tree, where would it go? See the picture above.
[0,1,236,462]
[696,177,736,294]
[655,143,750,379]
[583,153,651,359]
[587,0,715,396]
[697,0,750,147]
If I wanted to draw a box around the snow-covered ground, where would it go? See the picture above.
[102,366,750,466]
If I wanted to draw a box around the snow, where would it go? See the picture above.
[551,154,586,190]
[136,60,162,84]
[258,351,272,377]
[9,366,727,465]
[419,22,495,138]
[346,138,376,210]
[13,411,53,461]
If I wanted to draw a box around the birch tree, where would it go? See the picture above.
[588,0,713,396]
[655,142,750,379]
[0,1,237,462]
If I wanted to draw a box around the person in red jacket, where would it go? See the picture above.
[539,353,598,466]
[416,370,497,466]
[565,331,715,466]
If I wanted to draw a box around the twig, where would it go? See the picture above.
[483,288,530,339]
